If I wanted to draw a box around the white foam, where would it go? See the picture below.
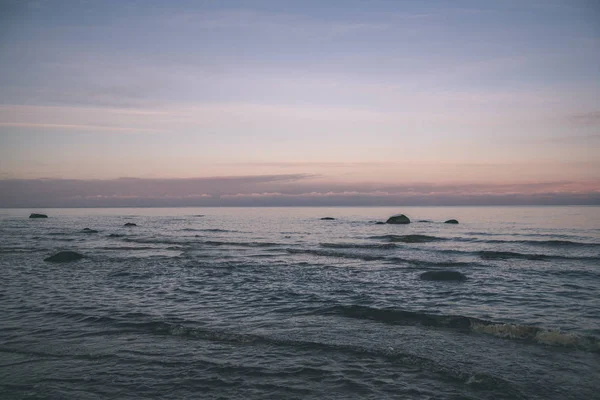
[534,330,580,347]
[471,322,539,340]
[472,322,600,351]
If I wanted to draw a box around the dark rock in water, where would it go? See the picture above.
[375,221,386,225]
[44,251,84,263]
[124,222,137,227]
[29,213,48,219]
[420,270,467,282]
[82,228,98,233]
[193,215,205,217]
[108,233,123,238]
[386,214,411,224]
[418,220,433,223]
[320,217,336,220]
[444,219,459,224]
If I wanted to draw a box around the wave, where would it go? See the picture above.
[182,228,237,232]
[320,305,599,352]
[387,258,479,269]
[0,247,49,254]
[285,248,481,267]
[123,237,185,246]
[477,250,599,262]
[286,248,386,261]
[481,239,599,248]
[62,316,514,392]
[466,231,586,239]
[202,240,282,248]
[320,242,397,250]
[99,246,169,251]
[477,251,554,261]
[370,234,447,243]
[370,233,598,248]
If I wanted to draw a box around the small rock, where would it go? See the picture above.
[82,228,98,233]
[124,223,137,227]
[444,219,459,224]
[108,233,123,238]
[320,217,336,220]
[386,214,411,224]
[29,213,48,219]
[44,251,84,263]
[419,270,467,281]
[375,222,386,225]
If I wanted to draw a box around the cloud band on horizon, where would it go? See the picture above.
[1,175,598,207]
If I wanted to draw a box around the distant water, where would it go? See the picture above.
[1,206,599,399]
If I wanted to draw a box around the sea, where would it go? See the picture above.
[1,206,599,400]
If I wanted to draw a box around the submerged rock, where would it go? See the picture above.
[375,221,386,225]
[82,228,98,233]
[123,222,137,227]
[385,214,411,224]
[108,233,123,238]
[29,213,48,219]
[320,217,336,220]
[420,270,467,282]
[44,251,84,263]
[444,219,459,224]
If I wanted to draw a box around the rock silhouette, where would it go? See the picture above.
[29,213,48,218]
[386,214,411,224]
[44,251,84,263]
[444,219,459,224]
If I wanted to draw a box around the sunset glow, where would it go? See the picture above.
[1,0,599,205]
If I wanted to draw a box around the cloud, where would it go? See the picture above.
[567,111,600,126]
[536,133,600,144]
[162,9,390,39]
[1,175,598,207]
[0,122,163,133]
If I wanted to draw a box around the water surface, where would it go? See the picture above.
[1,207,599,399]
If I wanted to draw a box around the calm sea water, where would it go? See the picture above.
[1,206,599,399]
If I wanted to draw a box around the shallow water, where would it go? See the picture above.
[1,206,599,399]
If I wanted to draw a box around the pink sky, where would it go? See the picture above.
[1,1,599,205]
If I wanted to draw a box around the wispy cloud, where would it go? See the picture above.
[0,122,163,133]
[534,133,600,144]
[161,9,391,38]
[567,111,600,126]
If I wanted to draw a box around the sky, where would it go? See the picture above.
[0,0,599,206]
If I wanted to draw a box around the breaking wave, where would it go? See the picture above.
[67,315,516,393]
[320,305,600,352]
